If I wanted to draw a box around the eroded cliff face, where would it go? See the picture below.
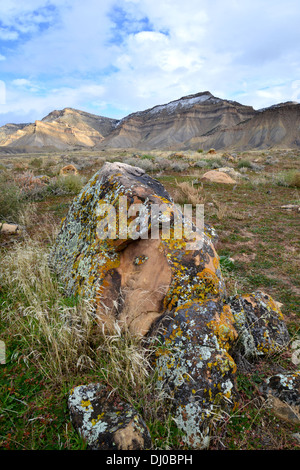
[194,102,300,151]
[0,108,118,150]
[101,92,256,150]
[0,92,299,152]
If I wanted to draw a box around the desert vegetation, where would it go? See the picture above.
[0,147,299,450]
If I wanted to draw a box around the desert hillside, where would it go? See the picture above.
[0,92,299,152]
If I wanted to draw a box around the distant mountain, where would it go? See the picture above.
[0,93,299,152]
[188,101,300,151]
[0,108,118,151]
[101,91,256,150]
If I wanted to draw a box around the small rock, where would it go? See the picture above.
[0,223,20,234]
[229,291,290,358]
[260,371,300,408]
[265,395,300,425]
[201,170,237,185]
[68,383,152,450]
[59,164,78,176]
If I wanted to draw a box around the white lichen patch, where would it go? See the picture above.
[68,384,108,446]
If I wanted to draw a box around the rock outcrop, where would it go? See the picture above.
[59,164,78,176]
[49,161,224,337]
[68,383,152,450]
[259,371,300,425]
[101,92,255,150]
[0,108,118,151]
[229,292,290,358]
[49,162,291,449]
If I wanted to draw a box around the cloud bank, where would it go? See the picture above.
[0,0,300,125]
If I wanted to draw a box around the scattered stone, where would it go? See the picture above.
[201,170,237,185]
[281,204,300,212]
[68,383,152,450]
[0,223,20,234]
[260,371,300,407]
[265,395,300,424]
[229,291,290,358]
[59,164,78,176]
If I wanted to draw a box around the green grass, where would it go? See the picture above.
[0,148,299,450]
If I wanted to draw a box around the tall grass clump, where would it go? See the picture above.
[0,236,97,379]
[174,179,206,206]
[0,172,24,223]
[47,174,86,195]
[237,159,252,169]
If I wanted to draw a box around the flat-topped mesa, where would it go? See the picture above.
[49,161,225,336]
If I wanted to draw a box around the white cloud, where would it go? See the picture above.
[12,78,33,87]
[0,0,300,124]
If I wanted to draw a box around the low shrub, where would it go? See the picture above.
[275,170,300,188]
[0,173,24,222]
[47,174,86,195]
[14,171,48,201]
[237,160,252,169]
[123,156,155,172]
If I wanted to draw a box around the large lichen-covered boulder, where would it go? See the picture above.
[229,291,290,358]
[50,162,291,449]
[49,162,225,336]
[68,383,152,450]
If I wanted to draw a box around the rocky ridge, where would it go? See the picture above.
[0,92,299,152]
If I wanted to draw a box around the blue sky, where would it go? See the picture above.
[0,0,300,126]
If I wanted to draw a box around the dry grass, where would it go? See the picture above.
[0,233,96,378]
[0,215,173,444]
[174,179,206,206]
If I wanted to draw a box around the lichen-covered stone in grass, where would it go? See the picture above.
[229,291,290,358]
[260,371,300,407]
[152,298,238,448]
[68,383,152,450]
[259,371,300,424]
